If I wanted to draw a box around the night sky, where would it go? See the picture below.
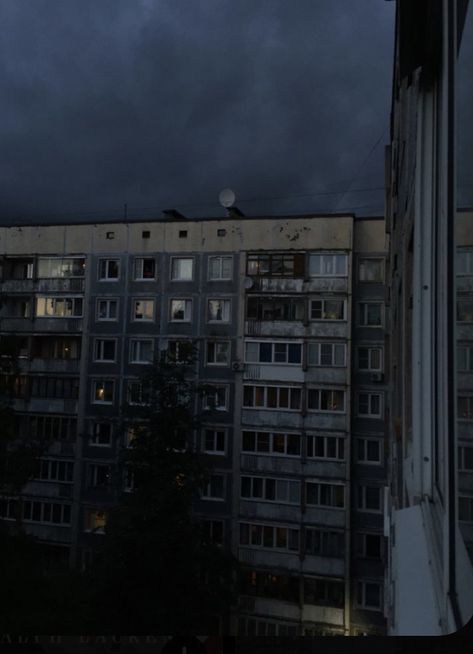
[0,0,469,224]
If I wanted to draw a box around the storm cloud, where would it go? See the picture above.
[0,0,397,222]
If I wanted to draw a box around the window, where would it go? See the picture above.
[357,393,383,418]
[124,466,135,492]
[356,581,382,610]
[303,578,344,608]
[133,257,156,280]
[307,389,345,412]
[458,345,473,371]
[457,250,473,274]
[238,617,299,637]
[106,232,114,240]
[202,474,225,500]
[170,257,193,281]
[458,396,473,420]
[170,299,192,322]
[207,299,231,322]
[306,434,345,460]
[243,385,302,410]
[309,253,347,276]
[241,476,300,504]
[310,298,346,321]
[142,230,150,239]
[29,376,80,400]
[308,342,346,367]
[358,347,383,371]
[37,257,85,278]
[132,299,155,321]
[85,509,107,533]
[242,431,301,456]
[358,258,384,282]
[129,339,154,364]
[94,339,116,362]
[33,337,81,360]
[0,499,71,526]
[304,528,344,557]
[24,414,77,442]
[459,497,473,522]
[98,259,119,280]
[127,380,150,406]
[203,428,226,454]
[203,386,228,411]
[245,341,302,364]
[179,230,188,239]
[88,464,111,488]
[246,253,304,277]
[356,438,382,464]
[355,533,383,559]
[217,229,226,237]
[305,482,345,508]
[242,571,300,603]
[36,459,74,483]
[90,422,112,447]
[246,296,305,321]
[357,485,382,512]
[457,299,473,322]
[203,520,224,545]
[36,297,83,318]
[458,446,473,471]
[92,380,114,404]
[167,340,194,363]
[206,341,230,366]
[209,256,232,280]
[239,522,299,552]
[96,298,118,321]
[358,302,383,326]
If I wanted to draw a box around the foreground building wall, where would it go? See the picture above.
[0,213,387,635]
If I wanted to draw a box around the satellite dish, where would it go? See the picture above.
[244,277,254,290]
[219,188,236,208]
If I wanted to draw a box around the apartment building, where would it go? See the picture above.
[0,212,387,636]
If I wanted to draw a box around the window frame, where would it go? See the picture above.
[241,430,301,457]
[207,298,231,323]
[357,346,383,372]
[35,296,83,318]
[96,298,119,322]
[89,421,113,447]
[310,298,346,321]
[241,475,301,505]
[170,256,194,281]
[458,445,473,472]
[356,580,383,611]
[129,338,154,364]
[98,258,120,281]
[243,384,302,411]
[169,298,193,322]
[309,252,348,277]
[357,485,383,513]
[239,521,300,552]
[306,434,345,461]
[305,480,345,509]
[203,385,229,411]
[357,392,383,418]
[244,340,303,365]
[356,437,383,464]
[358,302,384,327]
[201,473,225,501]
[206,340,231,367]
[208,255,233,281]
[131,298,155,322]
[307,388,346,413]
[202,427,227,455]
[93,338,117,363]
[307,342,346,367]
[91,379,115,405]
[358,257,385,283]
[133,257,156,281]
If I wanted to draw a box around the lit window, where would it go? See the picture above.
[309,253,347,276]
[92,380,114,404]
[358,258,384,282]
[134,257,156,280]
[206,341,230,366]
[132,299,155,321]
[85,509,107,533]
[358,302,383,326]
[207,299,231,322]
[36,297,83,318]
[94,339,116,362]
[209,256,232,280]
[170,299,192,322]
[310,299,345,320]
[98,259,119,280]
[170,257,193,281]
[96,298,118,321]
[37,257,85,278]
[129,339,154,364]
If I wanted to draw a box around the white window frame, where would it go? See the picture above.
[357,392,383,418]
[208,255,233,281]
[241,430,301,457]
[170,256,194,281]
[309,252,348,277]
[207,298,231,323]
[203,385,229,411]
[89,421,113,447]
[129,339,154,364]
[307,388,346,413]
[96,298,119,321]
[98,258,120,281]
[357,346,383,372]
[358,302,384,327]
[169,298,192,322]
[132,298,155,322]
[356,437,383,464]
[240,475,301,505]
[356,581,383,611]
[243,385,302,411]
[358,257,385,283]
[206,340,231,366]
[133,257,156,281]
[126,380,150,406]
[357,485,383,513]
[202,427,226,455]
[306,434,345,461]
[305,481,345,509]
[244,341,303,365]
[201,473,225,501]
[36,296,83,318]
[92,380,115,405]
[93,338,117,363]
[310,298,346,321]
[307,342,346,367]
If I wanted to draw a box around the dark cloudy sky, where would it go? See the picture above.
[0,0,402,222]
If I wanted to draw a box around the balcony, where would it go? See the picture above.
[0,278,85,293]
